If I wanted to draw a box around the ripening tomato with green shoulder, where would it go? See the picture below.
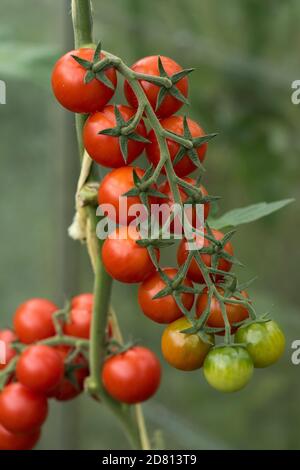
[235,320,285,368]
[147,116,207,177]
[51,48,117,113]
[98,166,158,225]
[196,288,249,335]
[138,268,194,324]
[102,226,159,283]
[177,229,234,284]
[158,177,210,234]
[161,317,214,370]
[0,423,41,450]
[0,329,17,371]
[102,346,161,404]
[124,55,188,118]
[13,298,58,344]
[16,345,64,395]
[0,383,48,433]
[203,346,254,393]
[83,105,147,168]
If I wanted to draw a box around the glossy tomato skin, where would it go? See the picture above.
[147,116,207,177]
[196,288,249,335]
[0,329,17,371]
[138,268,194,324]
[0,383,48,433]
[71,293,93,310]
[124,55,188,118]
[235,320,285,368]
[177,229,234,284]
[13,298,58,344]
[16,345,64,394]
[102,226,159,283]
[51,346,89,401]
[64,308,92,339]
[158,177,209,234]
[51,48,117,113]
[102,346,161,404]
[203,346,253,393]
[84,105,147,168]
[98,166,157,225]
[0,423,41,450]
[161,317,214,370]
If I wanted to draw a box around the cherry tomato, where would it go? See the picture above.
[52,346,89,401]
[203,346,254,393]
[147,116,207,177]
[83,105,147,168]
[71,293,93,310]
[235,320,285,368]
[0,383,48,433]
[161,317,214,370]
[0,423,41,450]
[177,229,234,284]
[98,166,158,225]
[138,268,194,324]
[16,345,64,394]
[124,55,188,118]
[158,177,209,234]
[0,329,17,371]
[51,48,117,113]
[13,298,58,344]
[102,226,159,283]
[102,346,161,404]
[196,288,249,335]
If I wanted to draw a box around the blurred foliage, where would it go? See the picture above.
[0,0,299,450]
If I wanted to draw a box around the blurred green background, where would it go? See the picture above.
[0,0,299,450]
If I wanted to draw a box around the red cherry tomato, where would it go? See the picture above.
[51,48,117,113]
[98,166,158,225]
[0,383,48,433]
[102,226,159,283]
[0,329,17,371]
[147,116,207,177]
[71,293,93,310]
[52,346,89,401]
[124,55,188,118]
[102,346,161,404]
[177,229,234,283]
[196,288,249,335]
[16,345,64,394]
[138,267,194,323]
[0,423,41,450]
[158,177,209,234]
[13,298,58,344]
[83,105,147,168]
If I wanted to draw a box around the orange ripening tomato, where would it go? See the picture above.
[138,268,194,324]
[98,166,158,225]
[102,346,161,404]
[124,55,188,118]
[51,48,117,113]
[196,287,249,335]
[177,229,234,284]
[102,226,159,283]
[13,298,58,344]
[83,105,147,168]
[146,116,207,177]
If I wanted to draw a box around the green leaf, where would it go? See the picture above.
[71,55,91,69]
[209,199,294,230]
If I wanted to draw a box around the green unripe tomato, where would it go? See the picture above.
[203,346,253,393]
[235,320,285,368]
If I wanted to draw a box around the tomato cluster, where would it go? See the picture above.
[51,44,286,398]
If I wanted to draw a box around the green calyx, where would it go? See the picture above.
[72,41,115,89]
